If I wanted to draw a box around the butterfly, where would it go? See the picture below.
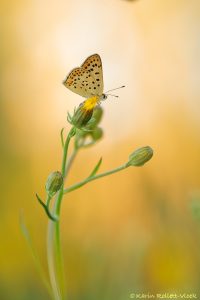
[63,54,124,103]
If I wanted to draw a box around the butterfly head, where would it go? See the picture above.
[100,94,108,101]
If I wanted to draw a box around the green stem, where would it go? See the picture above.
[64,163,129,194]
[54,190,64,299]
[47,127,75,300]
[64,148,78,178]
[47,221,61,300]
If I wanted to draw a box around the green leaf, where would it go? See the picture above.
[60,128,64,148]
[36,194,58,222]
[19,212,52,297]
[36,193,46,209]
[88,157,102,178]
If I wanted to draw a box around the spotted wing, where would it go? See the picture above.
[63,67,95,98]
[81,54,104,96]
[63,54,104,98]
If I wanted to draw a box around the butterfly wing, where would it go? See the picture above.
[63,67,93,98]
[81,54,104,96]
[63,54,104,98]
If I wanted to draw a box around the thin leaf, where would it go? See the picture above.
[36,194,58,222]
[36,193,46,209]
[88,157,102,178]
[60,128,65,148]
[19,211,53,297]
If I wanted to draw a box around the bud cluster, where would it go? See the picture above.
[74,105,104,148]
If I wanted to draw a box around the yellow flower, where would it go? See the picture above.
[68,96,99,129]
[82,96,99,111]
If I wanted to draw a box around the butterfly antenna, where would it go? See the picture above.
[105,85,125,93]
[106,94,119,98]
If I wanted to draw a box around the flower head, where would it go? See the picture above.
[68,96,99,129]
[74,105,104,148]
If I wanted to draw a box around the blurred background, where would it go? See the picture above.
[1,0,200,299]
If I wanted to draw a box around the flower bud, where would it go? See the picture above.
[45,171,63,196]
[71,103,94,129]
[91,106,103,126]
[91,127,103,141]
[69,96,100,129]
[127,146,153,167]
[85,106,103,130]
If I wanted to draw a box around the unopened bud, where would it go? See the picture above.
[70,96,99,129]
[127,146,153,167]
[91,127,103,141]
[71,103,93,129]
[91,106,103,126]
[45,171,63,196]
[86,106,103,130]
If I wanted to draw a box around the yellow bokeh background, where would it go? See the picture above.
[1,0,200,299]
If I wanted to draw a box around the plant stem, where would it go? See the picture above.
[64,163,129,194]
[47,220,61,300]
[46,126,128,299]
[47,127,75,300]
[64,148,78,178]
[54,190,64,299]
